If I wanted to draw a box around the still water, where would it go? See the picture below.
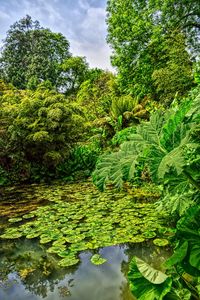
[0,182,169,300]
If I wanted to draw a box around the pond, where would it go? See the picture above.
[0,181,171,300]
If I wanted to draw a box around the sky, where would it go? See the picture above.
[0,0,113,70]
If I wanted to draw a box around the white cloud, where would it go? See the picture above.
[20,0,64,25]
[0,10,11,21]
[0,0,113,70]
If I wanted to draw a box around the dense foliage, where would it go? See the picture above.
[0,82,85,183]
[0,7,200,299]
[106,0,199,102]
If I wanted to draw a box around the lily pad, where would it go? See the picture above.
[153,238,169,247]
[8,217,23,223]
[23,213,35,219]
[129,236,145,243]
[142,231,157,239]
[90,254,107,265]
[58,256,80,267]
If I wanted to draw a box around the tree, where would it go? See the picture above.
[77,71,116,120]
[60,56,89,95]
[0,15,71,89]
[152,31,194,104]
[106,0,199,101]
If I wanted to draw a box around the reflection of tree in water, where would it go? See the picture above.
[0,239,79,298]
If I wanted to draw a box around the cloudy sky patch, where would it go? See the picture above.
[0,0,113,70]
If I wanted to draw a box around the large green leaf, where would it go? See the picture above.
[189,244,200,270]
[160,99,192,150]
[158,147,185,178]
[128,257,172,300]
[177,206,200,239]
[164,241,188,268]
[135,257,168,284]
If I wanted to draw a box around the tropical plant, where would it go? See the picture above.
[93,91,200,215]
[128,205,200,299]
[110,95,150,129]
[111,126,137,146]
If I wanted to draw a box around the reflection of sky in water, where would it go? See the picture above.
[0,183,170,300]
[0,245,136,300]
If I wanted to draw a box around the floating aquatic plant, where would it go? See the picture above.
[0,182,169,267]
[90,254,107,265]
[153,239,169,247]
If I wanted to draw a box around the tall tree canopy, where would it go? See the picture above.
[0,15,71,89]
[60,56,89,95]
[106,0,199,102]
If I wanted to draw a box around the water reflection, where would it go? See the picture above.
[0,182,170,300]
[0,238,170,300]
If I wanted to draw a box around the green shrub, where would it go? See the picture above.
[0,83,85,183]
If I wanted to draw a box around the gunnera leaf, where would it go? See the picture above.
[164,241,188,268]
[128,257,172,300]
[135,257,168,284]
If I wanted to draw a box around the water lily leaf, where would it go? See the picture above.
[57,250,72,258]
[90,254,107,265]
[23,213,35,219]
[65,235,85,243]
[58,257,80,267]
[47,245,66,253]
[1,228,23,239]
[129,236,145,243]
[52,238,67,246]
[8,217,23,223]
[40,237,53,244]
[153,239,169,247]
[142,231,157,239]
[26,232,40,239]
